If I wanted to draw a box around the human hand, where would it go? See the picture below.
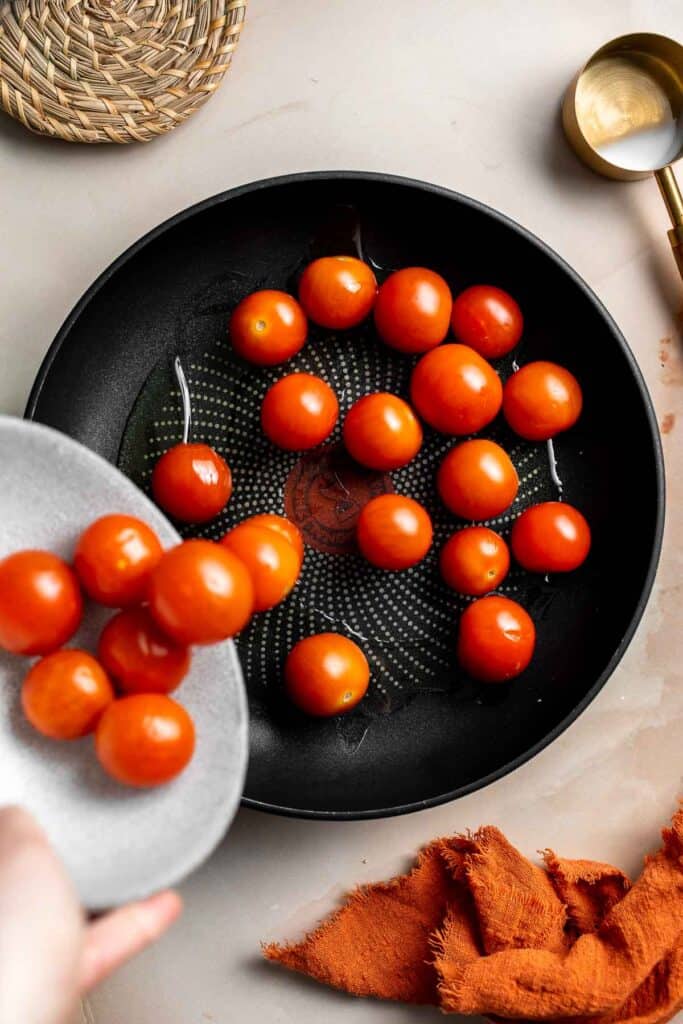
[0,805,182,1024]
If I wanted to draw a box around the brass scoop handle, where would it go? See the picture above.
[656,165,683,281]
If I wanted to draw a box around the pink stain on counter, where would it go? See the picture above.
[659,335,683,387]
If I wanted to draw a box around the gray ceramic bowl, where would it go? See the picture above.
[0,416,248,909]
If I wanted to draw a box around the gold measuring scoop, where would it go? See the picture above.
[563,33,683,279]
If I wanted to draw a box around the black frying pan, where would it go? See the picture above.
[26,172,665,819]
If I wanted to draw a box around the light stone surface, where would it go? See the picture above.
[0,0,680,1021]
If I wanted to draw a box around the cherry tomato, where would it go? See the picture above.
[503,361,582,440]
[343,393,423,471]
[229,290,307,365]
[285,633,370,716]
[451,284,523,359]
[440,527,510,595]
[22,650,114,740]
[511,501,591,573]
[298,256,377,329]
[243,514,304,568]
[357,494,433,571]
[152,443,232,524]
[98,607,191,695]
[457,595,535,683]
[149,539,253,645]
[437,440,518,521]
[410,344,503,434]
[261,373,339,451]
[96,694,195,787]
[221,522,300,612]
[74,515,163,607]
[0,550,83,656]
[374,267,452,353]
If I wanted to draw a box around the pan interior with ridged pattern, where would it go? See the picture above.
[27,175,663,817]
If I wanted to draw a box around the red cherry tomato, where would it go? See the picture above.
[221,522,300,612]
[410,344,503,434]
[243,513,305,568]
[0,550,83,656]
[148,539,254,645]
[285,633,370,717]
[74,515,163,607]
[457,595,535,683]
[229,290,307,365]
[357,494,433,571]
[503,361,583,440]
[343,393,423,471]
[22,650,114,740]
[151,443,232,524]
[96,694,195,787]
[440,527,510,595]
[374,267,452,353]
[298,256,377,329]
[511,501,591,572]
[98,607,191,695]
[437,440,518,521]
[261,373,339,451]
[374,268,454,356]
[451,285,523,359]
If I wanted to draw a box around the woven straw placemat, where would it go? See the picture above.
[0,0,246,143]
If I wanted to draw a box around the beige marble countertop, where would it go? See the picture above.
[1,1,681,1021]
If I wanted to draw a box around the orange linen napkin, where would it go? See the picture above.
[264,808,683,1023]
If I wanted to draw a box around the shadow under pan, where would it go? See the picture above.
[26,172,664,818]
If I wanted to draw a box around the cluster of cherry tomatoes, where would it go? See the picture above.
[0,264,592,798]
[221,256,590,703]
[132,255,590,721]
[0,506,316,782]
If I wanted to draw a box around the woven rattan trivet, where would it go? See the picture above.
[0,0,246,143]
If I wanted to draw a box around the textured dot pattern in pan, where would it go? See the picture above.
[118,275,560,723]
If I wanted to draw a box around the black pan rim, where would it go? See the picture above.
[25,169,666,821]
